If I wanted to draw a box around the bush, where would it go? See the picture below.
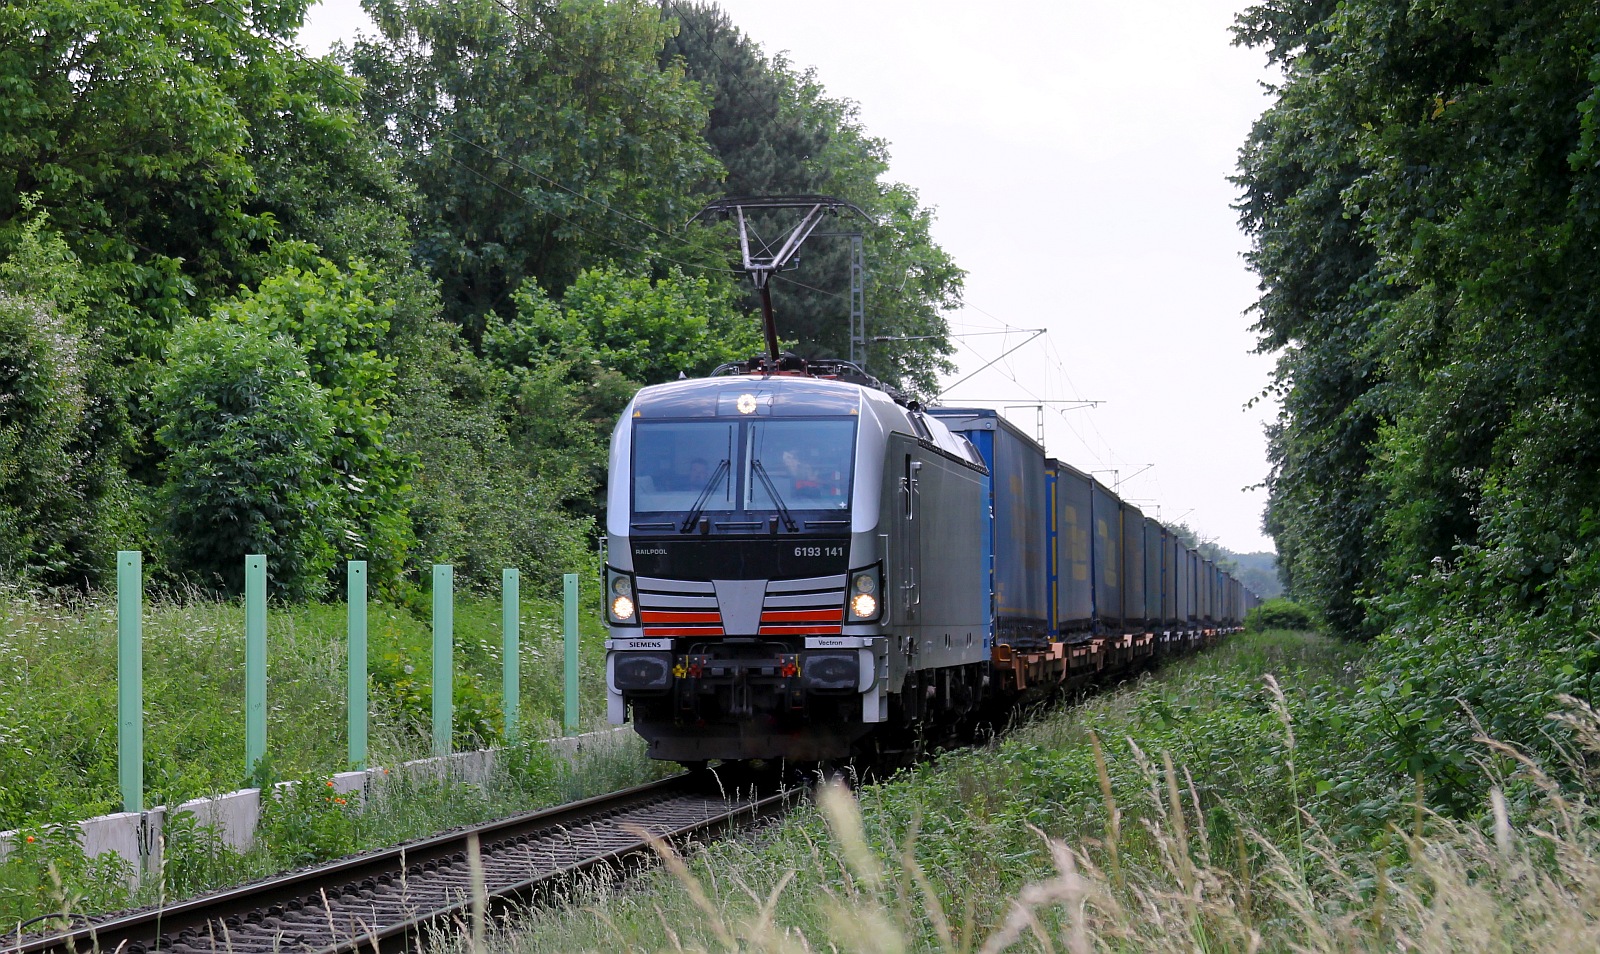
[1245,597,1315,632]
[0,208,139,587]
[0,291,86,577]
[152,321,339,598]
[390,364,592,592]
[210,260,416,589]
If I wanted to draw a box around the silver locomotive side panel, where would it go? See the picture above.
[877,431,987,676]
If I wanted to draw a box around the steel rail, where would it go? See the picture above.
[9,774,795,954]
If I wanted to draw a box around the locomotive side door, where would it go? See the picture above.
[898,452,922,623]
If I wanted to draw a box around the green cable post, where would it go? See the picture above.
[117,551,143,813]
[563,572,579,735]
[245,554,267,781]
[502,568,520,744]
[347,561,368,770]
[432,564,454,757]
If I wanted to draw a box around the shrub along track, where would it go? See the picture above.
[7,776,793,954]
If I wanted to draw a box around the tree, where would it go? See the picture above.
[483,265,762,515]
[389,363,592,590]
[346,0,727,342]
[1234,0,1600,637]
[0,0,404,345]
[0,0,422,562]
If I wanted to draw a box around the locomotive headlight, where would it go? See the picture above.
[605,568,638,625]
[847,565,882,620]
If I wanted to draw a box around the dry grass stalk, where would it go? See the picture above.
[483,677,1600,953]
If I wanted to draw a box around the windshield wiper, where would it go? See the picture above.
[680,458,731,533]
[750,459,799,532]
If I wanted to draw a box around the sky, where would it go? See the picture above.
[298,1,1283,555]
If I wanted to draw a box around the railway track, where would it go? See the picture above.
[8,775,793,954]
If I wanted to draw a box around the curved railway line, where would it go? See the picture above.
[8,775,794,954]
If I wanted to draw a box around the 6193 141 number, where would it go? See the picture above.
[794,546,844,558]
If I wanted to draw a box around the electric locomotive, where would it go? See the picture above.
[602,359,992,763]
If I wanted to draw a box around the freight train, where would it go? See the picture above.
[601,357,1259,766]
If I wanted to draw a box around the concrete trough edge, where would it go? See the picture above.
[0,726,633,882]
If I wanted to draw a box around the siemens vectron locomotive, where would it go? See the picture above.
[602,358,1258,765]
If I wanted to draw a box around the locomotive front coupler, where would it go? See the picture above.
[668,640,861,709]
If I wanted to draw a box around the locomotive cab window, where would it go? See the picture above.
[632,421,738,514]
[745,420,854,511]
[631,418,856,522]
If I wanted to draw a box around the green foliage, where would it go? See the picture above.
[255,777,364,867]
[0,208,142,588]
[1235,0,1600,807]
[0,0,269,339]
[0,0,406,355]
[0,283,86,579]
[152,320,339,598]
[1245,597,1313,632]
[1237,0,1600,641]
[503,265,764,383]
[0,826,133,923]
[210,261,416,587]
[369,636,501,748]
[0,586,615,838]
[475,265,761,521]
[347,0,727,341]
[505,631,1373,950]
[2,730,656,925]
[390,357,594,588]
[0,0,968,586]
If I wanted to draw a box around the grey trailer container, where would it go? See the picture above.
[1090,481,1122,629]
[1122,505,1147,628]
[1186,550,1200,624]
[1049,459,1096,638]
[929,409,1050,647]
[1143,519,1163,622]
[1201,559,1214,621]
[1171,525,1184,621]
[1177,548,1192,624]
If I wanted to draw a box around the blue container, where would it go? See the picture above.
[1143,519,1163,622]
[929,409,1049,648]
[1048,459,1094,637]
[1090,480,1122,629]
[1122,505,1147,628]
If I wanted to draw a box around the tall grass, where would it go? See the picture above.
[476,631,1600,951]
[0,578,638,926]
[0,580,612,830]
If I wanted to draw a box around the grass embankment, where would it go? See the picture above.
[490,631,1600,952]
[0,581,660,925]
